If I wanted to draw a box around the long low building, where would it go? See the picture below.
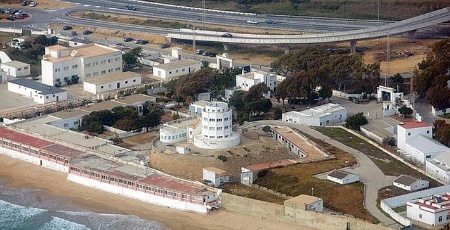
[8,78,68,104]
[152,59,201,80]
[83,71,142,94]
[0,126,220,214]
[282,103,347,126]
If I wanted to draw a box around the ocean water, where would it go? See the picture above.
[0,179,169,230]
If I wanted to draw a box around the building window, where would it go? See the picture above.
[46,96,49,99]
[439,216,443,222]
[176,70,179,73]
[24,67,28,70]
[419,214,422,219]
[85,74,91,78]
[133,79,136,82]
[101,86,104,89]
[85,63,91,67]
[408,132,411,136]
[125,81,128,84]
[55,68,60,72]
[169,71,172,74]
[63,66,69,71]
[93,72,98,76]
[427,130,430,134]
[217,127,222,130]
[182,68,185,71]
[225,126,229,129]
[101,60,106,64]
[101,70,106,74]
[72,64,78,69]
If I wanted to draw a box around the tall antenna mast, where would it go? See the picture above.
[193,26,196,55]
[386,29,391,86]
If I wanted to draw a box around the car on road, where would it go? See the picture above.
[113,43,125,48]
[195,49,204,55]
[82,30,93,35]
[124,37,133,42]
[159,43,170,49]
[208,52,217,57]
[126,5,136,11]
[202,51,211,56]
[63,25,73,30]
[135,39,148,45]
[221,33,232,38]
[29,1,37,7]
[265,19,276,24]
[247,19,258,24]
[5,8,12,14]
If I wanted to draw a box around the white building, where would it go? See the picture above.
[393,175,429,191]
[284,195,323,214]
[406,193,450,226]
[194,101,240,149]
[41,44,122,86]
[282,103,347,126]
[397,121,449,164]
[83,72,142,94]
[271,126,307,157]
[235,69,276,98]
[1,61,30,77]
[8,78,67,104]
[202,167,230,187]
[159,118,201,144]
[327,170,360,185]
[152,59,201,80]
[189,100,209,115]
[426,152,450,184]
[137,50,161,66]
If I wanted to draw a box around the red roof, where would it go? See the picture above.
[42,144,84,159]
[139,174,204,194]
[0,127,53,148]
[399,121,431,129]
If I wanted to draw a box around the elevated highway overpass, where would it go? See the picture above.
[167,7,450,52]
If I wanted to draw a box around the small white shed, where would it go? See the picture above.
[1,61,30,77]
[393,175,429,191]
[327,170,360,185]
[203,167,230,187]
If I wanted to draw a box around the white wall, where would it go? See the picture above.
[36,91,68,104]
[0,146,69,173]
[193,133,240,149]
[153,63,201,80]
[426,161,450,184]
[67,174,209,214]
[1,63,30,77]
[7,81,68,104]
[48,116,82,130]
[160,125,187,144]
[203,169,220,187]
[397,125,432,152]
[83,76,141,94]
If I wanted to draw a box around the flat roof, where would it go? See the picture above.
[191,100,209,107]
[285,195,321,205]
[244,159,297,172]
[328,170,354,179]
[8,78,66,95]
[0,126,53,148]
[203,167,227,175]
[284,103,346,119]
[42,144,85,159]
[84,72,141,85]
[114,94,155,105]
[410,193,450,211]
[80,100,124,112]
[153,59,199,71]
[44,44,120,62]
[407,135,449,155]
[50,109,89,119]
[1,60,29,68]
[163,118,199,130]
[430,151,450,168]
[138,173,208,195]
[399,121,431,129]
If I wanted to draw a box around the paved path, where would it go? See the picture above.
[244,121,399,227]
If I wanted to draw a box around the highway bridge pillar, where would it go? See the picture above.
[223,43,230,51]
[350,40,357,54]
[284,46,290,54]
[408,30,417,43]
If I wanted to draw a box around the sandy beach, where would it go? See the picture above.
[0,154,314,230]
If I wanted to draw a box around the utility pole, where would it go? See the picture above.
[386,29,391,85]
[192,25,196,55]
[377,2,380,44]
[202,0,206,30]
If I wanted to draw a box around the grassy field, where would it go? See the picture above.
[253,134,379,223]
[140,0,450,20]
[220,182,287,205]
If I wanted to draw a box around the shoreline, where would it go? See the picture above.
[0,154,310,230]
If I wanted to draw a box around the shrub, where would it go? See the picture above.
[257,169,269,178]
[217,155,228,162]
[345,112,368,130]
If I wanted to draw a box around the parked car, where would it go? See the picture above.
[202,51,211,56]
[113,43,125,48]
[195,49,204,55]
[126,5,136,11]
[159,43,170,49]
[6,15,15,21]
[82,30,93,35]
[265,19,276,24]
[135,39,148,45]
[208,52,217,57]
[221,33,232,38]
[124,37,133,42]
[29,1,37,7]
[247,19,258,24]
[71,31,77,36]
[63,25,73,30]
[5,8,13,14]
[15,13,28,19]
[21,1,28,6]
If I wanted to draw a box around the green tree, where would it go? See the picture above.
[345,113,368,130]
[122,47,142,70]
[398,106,413,118]
[274,108,282,120]
[426,86,450,110]
[228,90,246,111]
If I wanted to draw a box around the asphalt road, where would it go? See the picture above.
[0,0,392,35]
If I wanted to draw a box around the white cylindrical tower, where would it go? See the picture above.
[201,102,232,139]
[194,101,240,149]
